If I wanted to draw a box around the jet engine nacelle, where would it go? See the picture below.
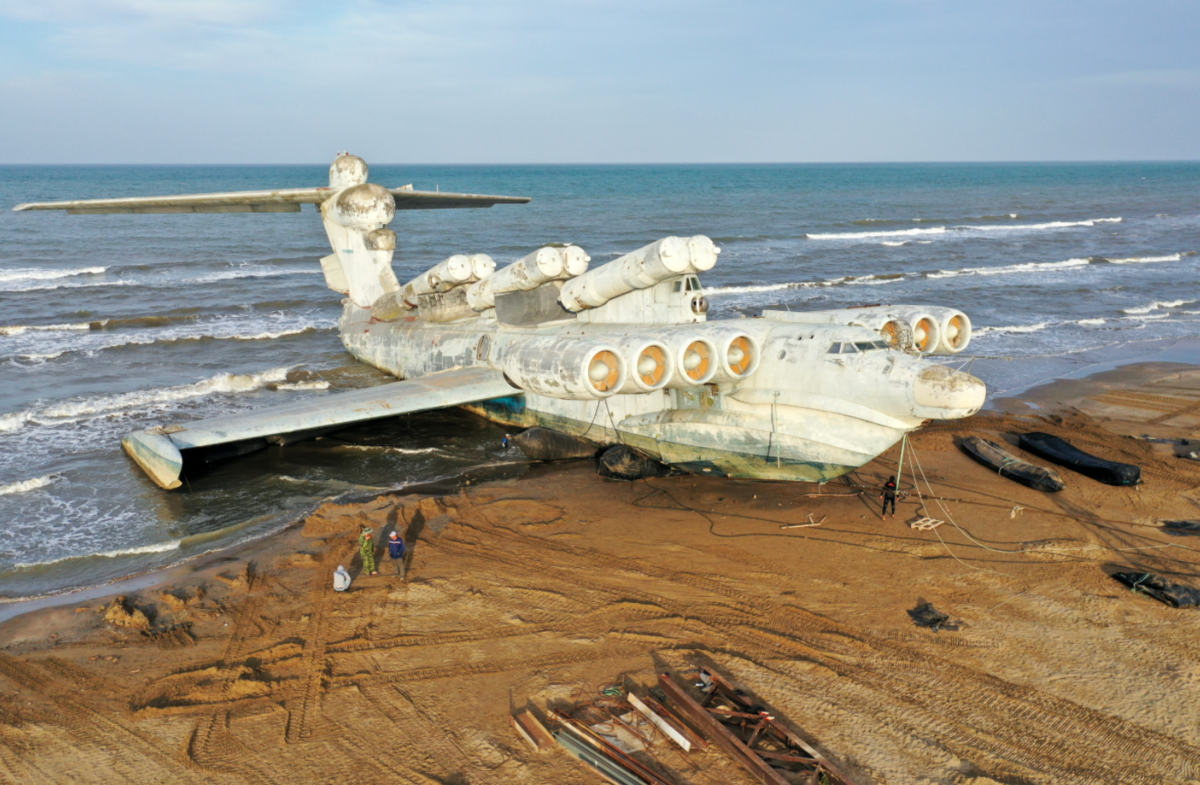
[698,327,761,383]
[613,336,674,393]
[659,330,719,388]
[495,336,627,400]
[764,306,944,354]
[921,306,972,354]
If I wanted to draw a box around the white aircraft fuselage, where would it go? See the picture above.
[15,154,986,489]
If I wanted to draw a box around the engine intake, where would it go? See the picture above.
[495,336,626,400]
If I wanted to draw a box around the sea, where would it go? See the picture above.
[2,162,1199,604]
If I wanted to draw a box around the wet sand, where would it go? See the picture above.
[3,362,1200,784]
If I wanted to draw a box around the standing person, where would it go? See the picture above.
[358,528,379,575]
[387,530,407,576]
[880,476,898,519]
[501,433,510,449]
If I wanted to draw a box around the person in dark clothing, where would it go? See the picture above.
[880,476,898,519]
[387,530,407,576]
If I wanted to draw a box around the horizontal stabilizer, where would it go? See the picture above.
[14,187,529,214]
[122,367,519,489]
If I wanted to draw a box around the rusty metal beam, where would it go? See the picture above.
[658,672,791,785]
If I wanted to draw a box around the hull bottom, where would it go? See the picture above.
[462,396,861,483]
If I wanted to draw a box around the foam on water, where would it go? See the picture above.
[0,475,55,496]
[1105,253,1182,264]
[12,539,182,570]
[1,366,292,432]
[1121,299,1197,315]
[806,226,947,240]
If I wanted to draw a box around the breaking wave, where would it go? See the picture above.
[0,321,100,337]
[974,322,1052,336]
[806,227,947,241]
[926,258,1091,279]
[12,539,182,570]
[1121,299,1196,315]
[806,217,1120,242]
[1104,253,1182,264]
[275,380,330,391]
[0,366,293,433]
[0,266,107,288]
[0,475,55,496]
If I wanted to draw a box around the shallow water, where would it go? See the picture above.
[2,162,1198,599]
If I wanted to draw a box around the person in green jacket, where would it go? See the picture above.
[358,528,379,575]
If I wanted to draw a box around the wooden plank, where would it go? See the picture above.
[510,709,555,751]
[627,693,691,752]
[643,695,709,751]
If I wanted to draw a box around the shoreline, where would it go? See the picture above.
[4,345,1199,624]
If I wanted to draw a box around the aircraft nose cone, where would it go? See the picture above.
[913,365,986,413]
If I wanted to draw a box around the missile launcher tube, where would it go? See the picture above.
[467,245,590,311]
[558,235,720,312]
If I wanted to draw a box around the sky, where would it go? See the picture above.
[0,1,1198,164]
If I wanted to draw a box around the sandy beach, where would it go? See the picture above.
[3,359,1200,784]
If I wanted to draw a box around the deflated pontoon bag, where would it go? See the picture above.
[1113,572,1200,608]
[1018,432,1141,486]
[512,427,597,462]
[907,602,959,632]
[597,444,681,481]
[960,436,1066,492]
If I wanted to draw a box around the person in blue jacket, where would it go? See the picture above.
[387,530,407,576]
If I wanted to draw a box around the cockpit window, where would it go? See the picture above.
[672,281,683,293]
[841,342,859,354]
[827,343,841,354]
[855,341,878,352]
[685,276,701,292]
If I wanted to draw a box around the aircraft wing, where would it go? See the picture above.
[122,367,519,490]
[13,187,529,214]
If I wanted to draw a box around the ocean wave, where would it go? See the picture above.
[1121,299,1196,315]
[1103,253,1182,264]
[14,351,67,363]
[0,266,106,286]
[0,321,100,337]
[926,258,1091,279]
[806,227,947,241]
[0,475,55,496]
[1075,318,1106,326]
[275,380,330,391]
[706,273,904,296]
[12,539,181,570]
[880,241,908,247]
[974,322,1051,336]
[956,217,1122,233]
[0,366,292,433]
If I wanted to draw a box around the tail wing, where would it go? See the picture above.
[14,187,529,214]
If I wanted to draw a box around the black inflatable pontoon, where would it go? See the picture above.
[960,436,1066,492]
[1018,432,1141,486]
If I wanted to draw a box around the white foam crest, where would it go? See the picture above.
[0,266,106,285]
[1104,253,1182,264]
[956,217,1122,233]
[42,367,291,420]
[0,412,32,433]
[187,267,322,284]
[1075,318,1106,326]
[0,475,55,496]
[12,539,181,570]
[706,280,824,295]
[15,351,67,363]
[880,241,908,247]
[974,322,1051,336]
[336,444,440,454]
[0,321,95,337]
[926,258,1090,279]
[276,380,330,391]
[806,226,947,241]
[12,279,133,293]
[1120,299,1196,315]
